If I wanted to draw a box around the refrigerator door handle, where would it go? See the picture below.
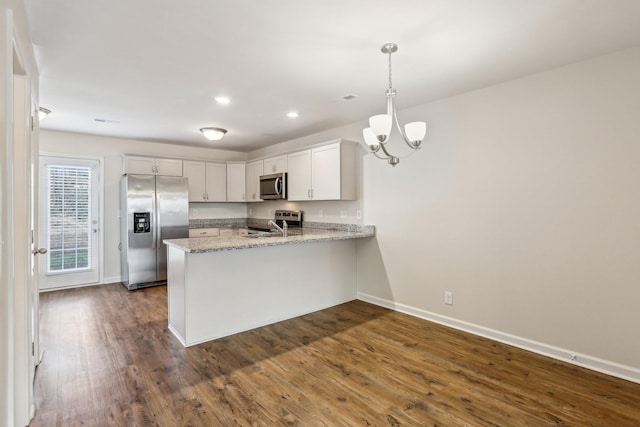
[155,191,161,249]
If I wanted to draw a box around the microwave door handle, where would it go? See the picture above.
[275,177,281,195]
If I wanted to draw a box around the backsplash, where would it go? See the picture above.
[190,218,372,234]
[189,218,247,228]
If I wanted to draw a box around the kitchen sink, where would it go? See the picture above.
[242,229,303,238]
[243,231,282,238]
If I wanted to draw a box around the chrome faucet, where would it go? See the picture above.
[268,219,288,237]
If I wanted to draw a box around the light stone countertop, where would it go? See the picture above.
[164,226,375,254]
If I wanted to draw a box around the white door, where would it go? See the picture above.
[183,160,206,201]
[287,150,312,201]
[226,163,246,202]
[11,72,38,427]
[205,162,227,201]
[311,143,341,200]
[39,156,101,289]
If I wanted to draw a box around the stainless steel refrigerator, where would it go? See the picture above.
[120,174,189,290]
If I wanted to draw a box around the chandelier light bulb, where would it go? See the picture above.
[362,128,380,150]
[404,122,426,146]
[369,114,392,143]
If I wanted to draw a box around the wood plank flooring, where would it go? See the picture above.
[31,283,640,426]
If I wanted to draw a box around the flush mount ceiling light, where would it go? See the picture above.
[200,127,227,141]
[362,43,427,167]
[286,111,299,118]
[215,96,231,105]
[38,107,51,120]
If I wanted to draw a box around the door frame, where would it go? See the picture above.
[38,154,103,290]
[2,4,40,425]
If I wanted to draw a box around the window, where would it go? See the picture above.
[45,165,92,273]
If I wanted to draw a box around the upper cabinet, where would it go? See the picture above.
[263,155,287,174]
[183,161,227,202]
[287,141,356,201]
[287,150,312,201]
[227,163,246,202]
[123,155,183,176]
[245,160,263,202]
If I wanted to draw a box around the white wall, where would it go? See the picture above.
[38,45,640,381]
[39,131,247,283]
[250,46,640,380]
[357,46,640,375]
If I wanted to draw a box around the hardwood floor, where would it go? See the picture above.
[31,284,640,426]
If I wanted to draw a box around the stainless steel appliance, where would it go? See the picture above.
[259,172,287,200]
[273,209,302,228]
[120,174,189,290]
[246,210,303,237]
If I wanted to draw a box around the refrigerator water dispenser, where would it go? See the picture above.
[133,212,151,233]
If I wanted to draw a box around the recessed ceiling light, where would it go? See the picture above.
[215,96,231,105]
[342,94,358,100]
[286,111,299,118]
[94,118,120,124]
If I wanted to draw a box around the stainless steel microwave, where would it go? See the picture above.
[259,172,287,200]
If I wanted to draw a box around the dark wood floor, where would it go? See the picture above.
[31,284,640,426]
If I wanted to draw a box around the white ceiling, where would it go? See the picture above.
[24,0,640,152]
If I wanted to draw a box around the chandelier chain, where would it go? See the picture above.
[388,50,393,90]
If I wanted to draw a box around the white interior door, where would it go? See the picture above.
[39,156,101,289]
[12,70,37,427]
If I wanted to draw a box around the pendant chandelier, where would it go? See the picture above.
[362,43,426,166]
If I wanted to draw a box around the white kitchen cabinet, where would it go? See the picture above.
[205,163,227,201]
[183,161,206,201]
[263,155,287,174]
[287,141,356,201]
[123,155,183,176]
[188,228,219,237]
[183,161,227,202]
[245,160,263,202]
[226,163,246,202]
[287,149,312,201]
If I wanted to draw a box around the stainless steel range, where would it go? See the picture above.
[247,210,303,238]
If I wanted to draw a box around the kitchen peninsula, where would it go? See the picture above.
[164,225,374,347]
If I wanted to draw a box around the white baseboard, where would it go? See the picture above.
[357,292,640,385]
[102,275,122,285]
[39,276,122,293]
[168,324,187,347]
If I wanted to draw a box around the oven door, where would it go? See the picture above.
[260,173,287,200]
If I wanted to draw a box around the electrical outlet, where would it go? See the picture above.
[192,208,198,215]
[319,209,323,217]
[356,210,361,219]
[444,291,453,305]
[249,208,252,215]
[340,210,347,218]
[268,209,272,216]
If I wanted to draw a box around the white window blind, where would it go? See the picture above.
[46,165,92,273]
